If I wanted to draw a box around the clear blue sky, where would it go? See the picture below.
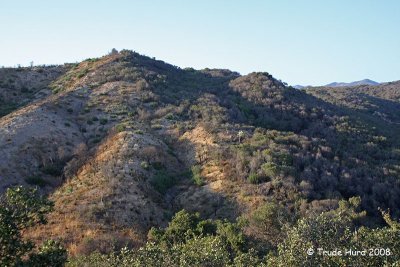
[1,0,399,85]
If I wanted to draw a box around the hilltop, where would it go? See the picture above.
[0,50,399,256]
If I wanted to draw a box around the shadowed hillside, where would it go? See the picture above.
[1,50,399,259]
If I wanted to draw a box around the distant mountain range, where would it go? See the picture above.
[325,79,379,87]
[293,79,379,89]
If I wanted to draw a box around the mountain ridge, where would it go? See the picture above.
[292,79,380,89]
[0,50,399,256]
[325,79,379,87]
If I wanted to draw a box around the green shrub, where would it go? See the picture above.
[0,186,66,267]
[0,102,19,117]
[165,113,174,120]
[92,137,101,144]
[150,171,175,194]
[24,176,48,187]
[140,161,149,170]
[115,124,126,132]
[28,240,67,267]
[276,153,293,166]
[41,163,63,176]
[261,162,278,179]
[76,69,88,78]
[191,165,204,186]
[247,173,264,184]
[65,186,73,194]
[99,118,108,125]
[21,87,30,93]
[250,202,292,246]
[152,162,165,170]
[135,210,249,266]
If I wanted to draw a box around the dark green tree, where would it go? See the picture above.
[0,186,67,267]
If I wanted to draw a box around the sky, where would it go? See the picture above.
[1,0,399,86]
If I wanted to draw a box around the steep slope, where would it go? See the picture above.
[0,50,399,254]
[0,65,70,117]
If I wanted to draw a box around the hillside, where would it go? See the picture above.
[307,81,400,124]
[1,50,399,259]
[0,65,70,117]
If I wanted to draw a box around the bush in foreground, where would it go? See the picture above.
[0,186,67,267]
[69,199,400,266]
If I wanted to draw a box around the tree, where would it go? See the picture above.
[110,48,118,55]
[71,210,260,266]
[250,202,292,246]
[267,198,399,267]
[0,186,67,266]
